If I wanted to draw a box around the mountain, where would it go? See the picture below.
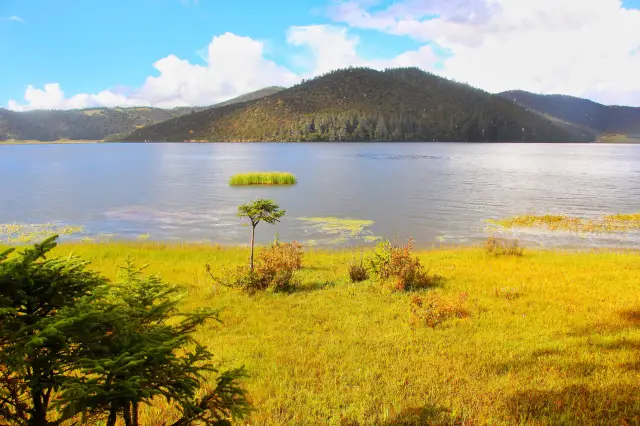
[498,90,640,140]
[0,107,198,142]
[208,86,285,108]
[122,67,590,143]
[0,87,285,142]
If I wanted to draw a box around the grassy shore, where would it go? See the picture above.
[5,242,640,425]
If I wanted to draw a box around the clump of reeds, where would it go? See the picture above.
[485,236,524,256]
[229,172,297,186]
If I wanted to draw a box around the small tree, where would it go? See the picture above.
[0,238,250,426]
[0,236,107,426]
[55,260,250,426]
[237,199,285,271]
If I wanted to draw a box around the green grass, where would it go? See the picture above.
[597,134,640,144]
[4,241,637,425]
[229,172,297,186]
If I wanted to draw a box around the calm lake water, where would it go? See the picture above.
[1,142,640,248]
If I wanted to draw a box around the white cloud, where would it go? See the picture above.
[8,33,300,111]
[7,2,640,111]
[7,84,136,111]
[330,0,640,106]
[287,24,439,77]
[8,27,442,111]
[287,25,363,76]
[2,15,25,23]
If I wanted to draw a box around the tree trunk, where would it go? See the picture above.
[30,392,47,426]
[250,225,256,272]
[132,401,139,426]
[123,402,132,426]
[106,403,118,426]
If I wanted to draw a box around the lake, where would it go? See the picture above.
[1,142,640,248]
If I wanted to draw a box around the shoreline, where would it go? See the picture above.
[0,139,102,145]
[3,139,640,145]
[2,239,640,253]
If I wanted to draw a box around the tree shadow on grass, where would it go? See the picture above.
[377,405,462,426]
[620,309,640,326]
[503,307,640,424]
[303,265,334,271]
[505,384,640,425]
[287,280,336,294]
[567,308,640,337]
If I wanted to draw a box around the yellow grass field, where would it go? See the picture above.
[6,242,640,425]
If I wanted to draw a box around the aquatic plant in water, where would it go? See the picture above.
[488,213,640,234]
[0,223,85,243]
[229,172,297,186]
[297,217,378,245]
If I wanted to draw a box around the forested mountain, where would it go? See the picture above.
[0,107,198,141]
[0,87,284,141]
[498,90,640,139]
[122,67,590,143]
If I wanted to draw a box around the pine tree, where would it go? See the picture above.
[0,238,250,426]
[55,260,250,426]
[0,236,107,425]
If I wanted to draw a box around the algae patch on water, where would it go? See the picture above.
[488,213,640,234]
[0,223,85,243]
[297,217,378,245]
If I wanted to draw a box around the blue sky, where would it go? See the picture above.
[2,0,640,109]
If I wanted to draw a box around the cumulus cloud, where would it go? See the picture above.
[9,26,441,111]
[287,25,363,76]
[330,0,640,106]
[8,33,300,111]
[15,1,637,111]
[7,84,133,111]
[287,24,439,77]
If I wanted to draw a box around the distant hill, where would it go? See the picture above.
[0,87,285,142]
[122,67,588,143]
[498,90,640,140]
[0,107,198,142]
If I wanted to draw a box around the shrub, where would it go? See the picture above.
[485,237,524,256]
[225,240,303,293]
[367,238,438,291]
[348,251,369,283]
[409,292,470,327]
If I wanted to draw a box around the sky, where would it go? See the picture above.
[1,0,640,111]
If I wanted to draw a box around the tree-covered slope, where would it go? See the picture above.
[209,86,285,108]
[498,90,640,138]
[123,67,590,143]
[0,87,285,142]
[0,107,197,141]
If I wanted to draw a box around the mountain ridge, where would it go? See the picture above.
[498,90,640,139]
[0,86,284,142]
[122,67,589,143]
